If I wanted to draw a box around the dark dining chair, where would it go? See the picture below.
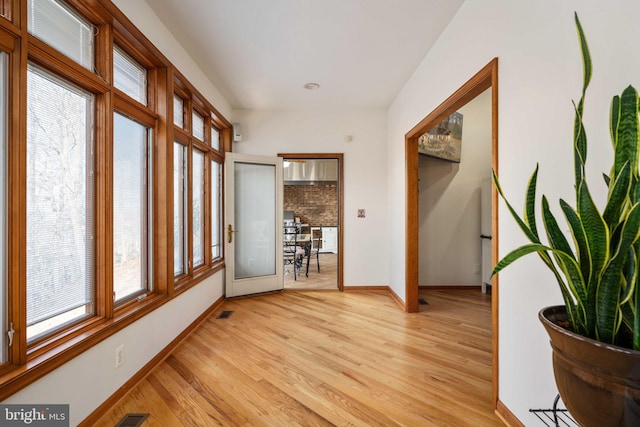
[306,225,322,277]
[284,225,305,280]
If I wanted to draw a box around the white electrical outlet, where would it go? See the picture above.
[115,344,124,368]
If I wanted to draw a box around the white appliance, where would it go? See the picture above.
[311,226,338,254]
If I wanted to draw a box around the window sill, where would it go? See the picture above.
[0,263,226,400]
[0,292,171,401]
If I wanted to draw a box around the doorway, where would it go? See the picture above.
[278,153,344,291]
[404,58,499,404]
[418,88,492,290]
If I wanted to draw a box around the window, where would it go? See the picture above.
[26,64,94,342]
[0,52,7,362]
[211,125,220,151]
[173,95,184,128]
[173,142,188,276]
[0,0,232,399]
[192,111,204,141]
[113,113,151,302]
[27,0,94,70]
[192,149,205,267]
[211,160,222,260]
[172,86,226,283]
[114,46,147,104]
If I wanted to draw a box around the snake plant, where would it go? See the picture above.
[492,13,640,351]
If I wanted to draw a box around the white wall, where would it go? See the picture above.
[3,2,230,425]
[118,0,233,119]
[388,0,640,423]
[419,89,491,286]
[232,109,389,287]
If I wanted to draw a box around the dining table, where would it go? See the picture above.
[283,232,311,278]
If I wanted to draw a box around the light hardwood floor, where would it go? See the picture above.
[94,289,503,426]
[284,252,338,290]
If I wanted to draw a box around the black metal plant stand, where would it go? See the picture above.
[530,394,578,426]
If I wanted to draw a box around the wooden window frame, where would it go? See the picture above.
[0,0,231,400]
[112,112,152,306]
[172,136,190,288]
[171,73,228,294]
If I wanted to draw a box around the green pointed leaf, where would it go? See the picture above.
[493,170,540,243]
[619,249,636,306]
[603,161,632,228]
[573,100,587,193]
[596,265,623,343]
[542,196,574,257]
[633,175,640,206]
[560,199,591,287]
[580,182,611,334]
[492,244,548,276]
[612,203,640,259]
[524,164,540,238]
[574,13,592,94]
[542,197,587,305]
[553,250,588,315]
[610,95,621,149]
[492,243,586,310]
[612,86,640,179]
[573,13,591,191]
[579,181,610,280]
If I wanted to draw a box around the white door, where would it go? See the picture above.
[225,153,284,297]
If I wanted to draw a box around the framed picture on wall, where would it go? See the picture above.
[418,111,463,163]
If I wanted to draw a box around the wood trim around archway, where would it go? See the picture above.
[404,57,499,405]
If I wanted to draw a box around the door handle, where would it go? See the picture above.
[480,234,492,240]
[228,224,235,243]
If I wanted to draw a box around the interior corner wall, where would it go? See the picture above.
[112,0,233,119]
[2,2,230,425]
[387,0,640,424]
[418,89,491,287]
[232,109,389,287]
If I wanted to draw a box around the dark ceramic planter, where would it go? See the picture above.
[539,306,640,427]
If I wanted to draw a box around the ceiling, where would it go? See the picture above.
[144,0,465,110]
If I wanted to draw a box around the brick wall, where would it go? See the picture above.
[284,184,338,226]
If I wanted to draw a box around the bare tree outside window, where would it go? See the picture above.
[113,113,149,302]
[0,52,7,361]
[174,142,187,276]
[193,149,204,267]
[211,160,221,260]
[26,64,94,341]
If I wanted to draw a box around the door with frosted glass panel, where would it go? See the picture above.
[224,153,283,297]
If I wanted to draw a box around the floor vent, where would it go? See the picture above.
[217,310,234,319]
[418,298,429,305]
[116,413,149,427]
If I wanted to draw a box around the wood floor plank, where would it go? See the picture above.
[285,253,338,290]
[93,289,504,426]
